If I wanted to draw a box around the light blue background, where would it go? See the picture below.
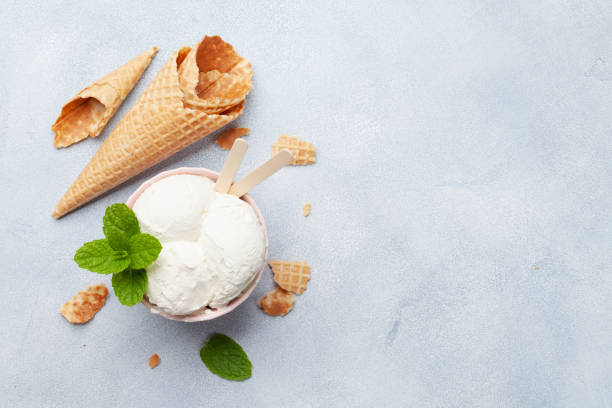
[1,1,611,407]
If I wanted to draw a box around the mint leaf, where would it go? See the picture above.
[112,268,148,306]
[128,233,162,269]
[74,239,130,274]
[200,334,252,381]
[103,203,140,251]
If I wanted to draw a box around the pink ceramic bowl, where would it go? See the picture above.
[125,167,268,322]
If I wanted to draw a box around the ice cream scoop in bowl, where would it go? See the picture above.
[126,140,293,322]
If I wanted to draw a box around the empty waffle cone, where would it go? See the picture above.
[53,36,252,218]
[269,260,311,295]
[52,47,158,148]
[271,135,316,165]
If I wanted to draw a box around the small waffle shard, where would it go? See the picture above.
[216,127,250,150]
[302,203,311,217]
[258,287,295,316]
[269,260,311,295]
[149,353,161,369]
[271,135,315,165]
[60,283,109,324]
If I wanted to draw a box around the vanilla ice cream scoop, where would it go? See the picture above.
[145,241,215,315]
[133,175,214,242]
[132,173,266,315]
[199,194,266,308]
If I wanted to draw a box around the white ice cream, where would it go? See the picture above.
[133,174,266,315]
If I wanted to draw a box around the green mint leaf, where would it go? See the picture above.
[200,334,252,381]
[128,233,162,269]
[103,203,140,251]
[74,239,130,274]
[111,268,148,306]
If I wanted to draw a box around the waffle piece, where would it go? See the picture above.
[269,260,311,295]
[149,354,161,368]
[216,127,250,150]
[271,135,315,165]
[258,287,295,316]
[60,283,109,324]
[52,47,158,148]
[302,203,311,217]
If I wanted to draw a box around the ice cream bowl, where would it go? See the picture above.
[125,167,268,322]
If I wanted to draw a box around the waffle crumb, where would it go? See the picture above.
[302,203,311,217]
[60,283,108,324]
[149,353,161,369]
[269,260,311,295]
[258,287,295,316]
[216,127,250,150]
[271,135,315,165]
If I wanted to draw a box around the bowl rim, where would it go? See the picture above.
[125,166,268,322]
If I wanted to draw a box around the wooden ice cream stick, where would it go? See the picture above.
[229,149,294,197]
[214,138,248,193]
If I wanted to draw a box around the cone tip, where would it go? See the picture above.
[52,201,67,219]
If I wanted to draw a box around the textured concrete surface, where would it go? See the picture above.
[1,1,611,407]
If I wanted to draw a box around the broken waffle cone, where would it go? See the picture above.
[60,283,109,324]
[258,287,295,316]
[53,36,252,218]
[178,36,252,113]
[52,47,158,148]
[269,260,311,295]
[271,135,316,165]
[302,203,311,217]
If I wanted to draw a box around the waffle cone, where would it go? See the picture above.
[53,36,252,218]
[52,47,158,148]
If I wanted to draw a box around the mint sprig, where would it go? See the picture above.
[200,334,252,381]
[74,203,162,306]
